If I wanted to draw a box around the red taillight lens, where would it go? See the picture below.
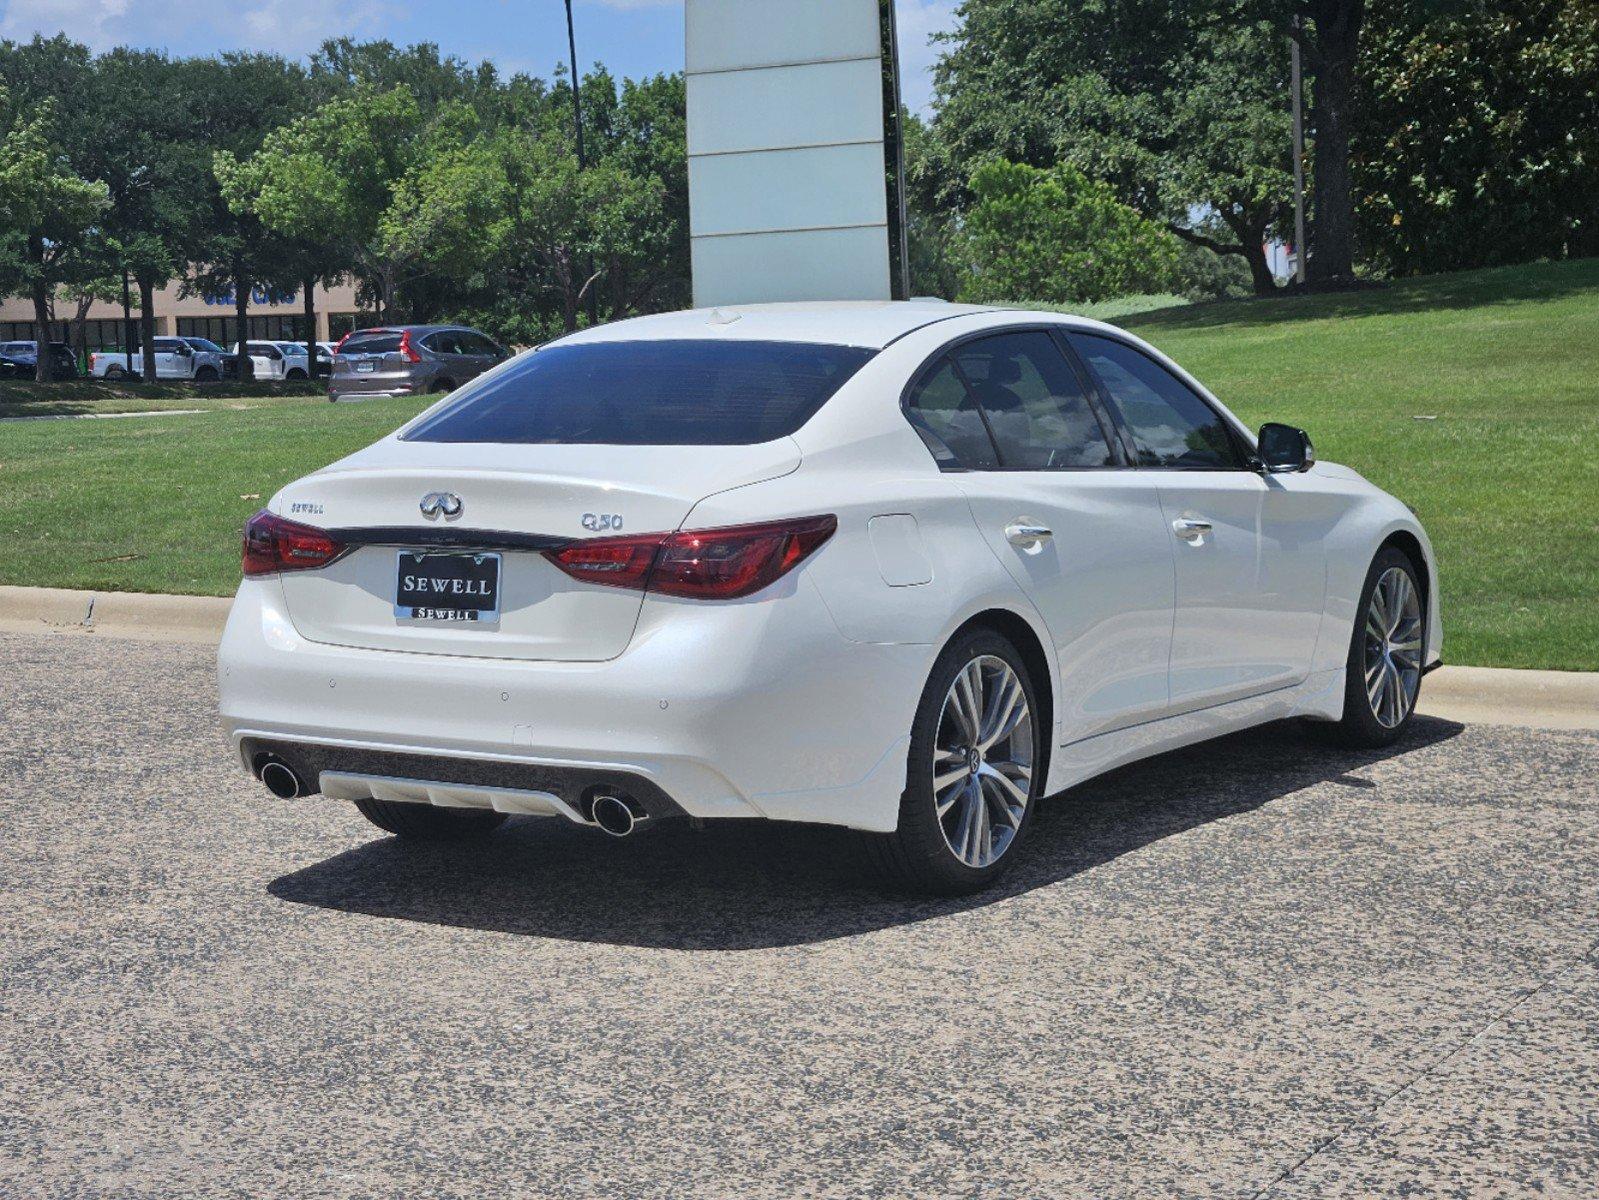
[332,331,352,354]
[542,532,666,590]
[241,510,347,577]
[398,330,421,364]
[543,516,836,601]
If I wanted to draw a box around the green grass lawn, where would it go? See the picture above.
[0,398,428,596]
[1,258,1595,669]
[0,379,324,418]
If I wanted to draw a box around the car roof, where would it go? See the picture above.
[553,301,1013,351]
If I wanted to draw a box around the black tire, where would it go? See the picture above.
[353,798,507,841]
[1331,546,1426,748]
[862,627,1043,896]
[431,377,456,394]
[104,365,126,380]
[194,367,219,382]
[286,368,307,381]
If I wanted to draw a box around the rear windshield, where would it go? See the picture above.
[403,339,876,446]
[341,331,403,354]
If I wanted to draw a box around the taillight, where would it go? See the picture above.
[398,330,421,364]
[544,516,836,600]
[332,331,352,354]
[241,510,347,577]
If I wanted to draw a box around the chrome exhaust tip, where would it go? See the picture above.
[259,760,306,800]
[590,793,644,838]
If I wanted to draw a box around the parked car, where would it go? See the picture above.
[89,336,226,381]
[1,340,80,379]
[328,325,507,401]
[227,341,312,382]
[314,341,339,379]
[221,302,1441,896]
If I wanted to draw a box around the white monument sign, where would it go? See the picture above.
[686,0,903,307]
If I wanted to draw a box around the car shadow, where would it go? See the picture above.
[267,717,1465,951]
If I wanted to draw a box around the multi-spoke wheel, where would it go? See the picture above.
[1332,548,1427,747]
[1363,565,1422,729]
[864,628,1042,895]
[932,656,1034,869]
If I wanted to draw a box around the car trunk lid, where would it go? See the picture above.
[274,438,800,661]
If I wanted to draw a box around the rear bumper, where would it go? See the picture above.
[217,576,930,832]
[329,376,420,400]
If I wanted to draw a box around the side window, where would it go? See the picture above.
[155,339,180,353]
[952,332,1114,469]
[904,358,999,470]
[1068,334,1243,469]
[461,332,496,355]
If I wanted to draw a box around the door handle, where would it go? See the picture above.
[1172,517,1213,541]
[1005,523,1053,547]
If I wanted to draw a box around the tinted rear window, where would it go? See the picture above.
[404,339,876,446]
[341,331,403,354]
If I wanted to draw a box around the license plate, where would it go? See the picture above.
[356,361,376,372]
[395,552,501,622]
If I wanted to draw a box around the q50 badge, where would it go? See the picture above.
[582,513,624,533]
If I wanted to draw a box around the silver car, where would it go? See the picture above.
[328,325,507,402]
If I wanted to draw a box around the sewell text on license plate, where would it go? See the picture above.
[395,551,501,622]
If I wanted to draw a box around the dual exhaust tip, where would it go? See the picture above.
[255,756,648,838]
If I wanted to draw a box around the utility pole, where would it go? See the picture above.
[565,0,598,326]
[122,268,134,371]
[1291,19,1307,286]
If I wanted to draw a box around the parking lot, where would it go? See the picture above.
[1,628,1595,1198]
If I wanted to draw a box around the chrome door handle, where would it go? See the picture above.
[1005,523,1053,547]
[1172,517,1213,541]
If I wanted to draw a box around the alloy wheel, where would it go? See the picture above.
[1363,566,1423,728]
[932,655,1035,868]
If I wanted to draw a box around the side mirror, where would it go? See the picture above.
[1257,422,1315,473]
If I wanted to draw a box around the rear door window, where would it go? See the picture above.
[952,332,1114,469]
[904,358,999,470]
[405,339,875,446]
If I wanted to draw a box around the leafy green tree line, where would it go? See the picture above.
[0,35,686,382]
[4,6,1595,380]
[917,0,1599,302]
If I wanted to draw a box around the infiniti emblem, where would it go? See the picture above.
[419,491,464,519]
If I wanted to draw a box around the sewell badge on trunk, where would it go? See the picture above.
[395,551,502,623]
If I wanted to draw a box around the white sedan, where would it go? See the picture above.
[218,302,1440,894]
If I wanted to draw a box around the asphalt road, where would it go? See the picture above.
[2,629,1595,1199]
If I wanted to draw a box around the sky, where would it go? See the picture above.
[0,0,961,112]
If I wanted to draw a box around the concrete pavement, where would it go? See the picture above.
[0,629,1595,1198]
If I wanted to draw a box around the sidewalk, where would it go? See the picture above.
[1,585,1594,730]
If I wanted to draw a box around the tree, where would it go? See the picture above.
[89,48,212,381]
[956,160,1181,304]
[932,3,1292,295]
[183,52,308,381]
[0,102,109,381]
[1354,0,1599,273]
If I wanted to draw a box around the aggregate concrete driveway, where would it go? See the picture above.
[1,630,1595,1199]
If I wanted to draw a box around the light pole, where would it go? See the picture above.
[1291,20,1307,286]
[564,0,598,326]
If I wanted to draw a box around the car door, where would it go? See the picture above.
[153,339,183,378]
[1067,332,1326,710]
[457,332,501,381]
[423,331,469,383]
[907,328,1177,742]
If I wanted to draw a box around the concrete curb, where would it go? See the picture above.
[0,585,232,646]
[0,585,1593,731]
